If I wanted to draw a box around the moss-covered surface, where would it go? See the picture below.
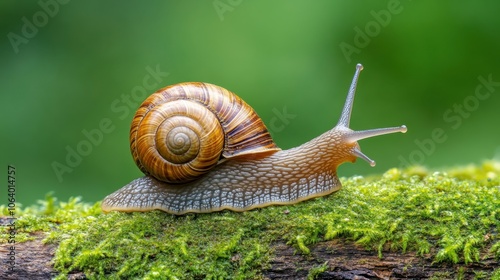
[1,162,500,279]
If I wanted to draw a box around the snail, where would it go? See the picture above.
[102,64,407,215]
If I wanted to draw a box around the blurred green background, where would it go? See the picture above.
[1,1,499,206]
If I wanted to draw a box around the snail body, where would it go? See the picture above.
[102,64,407,214]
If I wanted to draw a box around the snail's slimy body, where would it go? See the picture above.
[102,130,351,214]
[102,64,407,215]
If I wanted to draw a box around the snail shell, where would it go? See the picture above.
[102,64,407,214]
[131,82,280,183]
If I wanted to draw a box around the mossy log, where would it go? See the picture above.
[1,234,499,279]
[1,163,500,279]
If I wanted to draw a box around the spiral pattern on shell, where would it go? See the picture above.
[130,82,280,184]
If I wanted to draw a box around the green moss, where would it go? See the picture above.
[492,268,500,280]
[1,162,500,279]
[306,261,328,280]
[429,271,453,280]
[0,194,101,243]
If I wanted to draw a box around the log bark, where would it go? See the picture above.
[1,233,498,279]
[265,240,498,279]
[0,232,56,280]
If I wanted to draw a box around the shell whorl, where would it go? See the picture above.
[130,82,280,183]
